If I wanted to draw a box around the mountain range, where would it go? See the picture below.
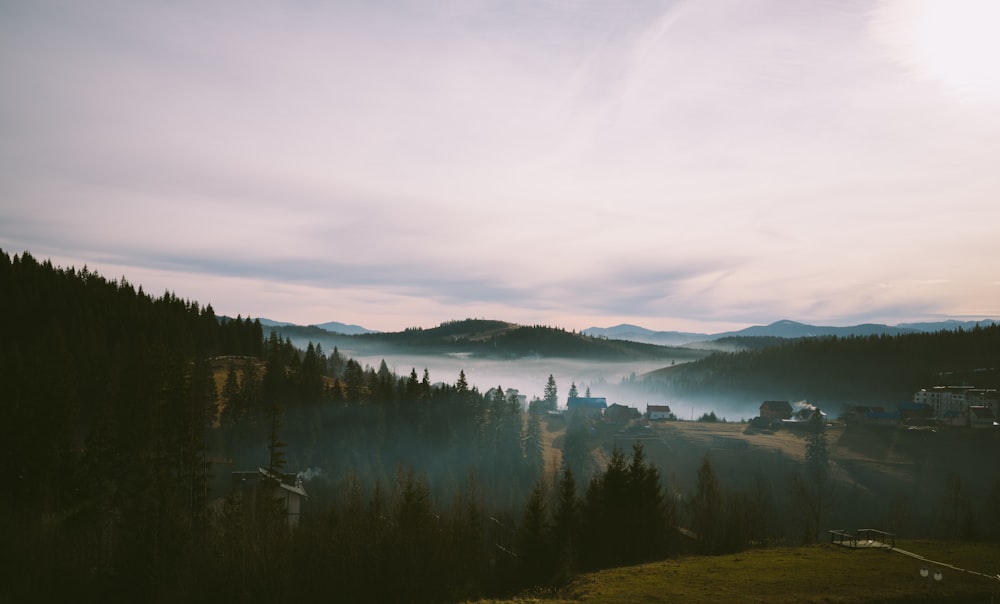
[263,317,997,347]
[582,318,998,346]
[266,319,704,361]
[259,318,376,335]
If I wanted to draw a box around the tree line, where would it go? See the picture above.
[9,250,995,601]
[0,250,682,601]
[639,325,1000,405]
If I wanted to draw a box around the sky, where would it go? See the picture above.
[2,0,999,334]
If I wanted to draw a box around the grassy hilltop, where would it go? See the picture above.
[508,414,1000,602]
[471,540,1000,603]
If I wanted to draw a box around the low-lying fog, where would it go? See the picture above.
[343,351,760,422]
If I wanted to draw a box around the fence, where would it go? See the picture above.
[830,528,895,549]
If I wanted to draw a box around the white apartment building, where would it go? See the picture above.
[913,386,999,420]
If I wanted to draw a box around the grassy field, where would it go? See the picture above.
[502,418,1000,602]
[471,540,1000,603]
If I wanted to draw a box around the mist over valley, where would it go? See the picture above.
[4,251,1000,603]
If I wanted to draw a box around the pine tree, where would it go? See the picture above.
[690,454,723,553]
[516,481,552,587]
[580,446,629,569]
[627,442,670,560]
[522,407,545,483]
[543,374,558,411]
[266,403,287,475]
[794,410,833,543]
[550,468,579,581]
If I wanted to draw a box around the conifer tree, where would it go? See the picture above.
[551,468,579,581]
[794,411,833,543]
[543,374,558,411]
[266,403,287,475]
[690,454,723,553]
[522,407,545,482]
[516,481,552,587]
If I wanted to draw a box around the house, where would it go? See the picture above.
[759,400,793,421]
[898,402,933,423]
[647,404,673,421]
[967,405,996,428]
[941,410,963,426]
[865,410,902,426]
[231,467,308,528]
[485,387,528,411]
[792,405,827,423]
[841,405,885,424]
[567,396,607,418]
[605,403,639,424]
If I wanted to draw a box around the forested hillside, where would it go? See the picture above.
[0,251,678,602]
[639,326,1000,406]
[6,250,997,603]
[274,317,707,360]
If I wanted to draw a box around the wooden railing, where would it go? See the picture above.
[829,528,895,549]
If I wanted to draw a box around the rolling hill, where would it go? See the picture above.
[269,318,711,361]
[584,318,998,347]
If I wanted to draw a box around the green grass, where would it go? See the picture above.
[470,541,1000,603]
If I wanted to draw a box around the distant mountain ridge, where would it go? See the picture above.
[583,318,998,346]
[259,318,376,335]
[267,318,708,361]
[262,316,997,348]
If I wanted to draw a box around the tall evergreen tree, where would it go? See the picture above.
[550,468,579,581]
[543,374,558,411]
[516,481,552,587]
[690,454,724,553]
[266,403,287,475]
[793,410,833,543]
[522,407,545,483]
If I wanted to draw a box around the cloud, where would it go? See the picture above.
[1,0,998,332]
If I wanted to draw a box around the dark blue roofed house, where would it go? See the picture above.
[567,396,607,418]
[864,410,902,426]
[898,402,933,425]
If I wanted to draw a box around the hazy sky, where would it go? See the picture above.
[2,0,998,333]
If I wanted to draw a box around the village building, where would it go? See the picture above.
[759,400,793,421]
[647,404,673,420]
[898,402,934,424]
[566,396,607,418]
[841,405,885,424]
[230,468,308,528]
[605,403,640,424]
[914,386,999,420]
[485,387,528,411]
[967,405,997,428]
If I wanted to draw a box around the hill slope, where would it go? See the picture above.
[636,325,1000,406]
[271,318,710,361]
[471,540,1000,603]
